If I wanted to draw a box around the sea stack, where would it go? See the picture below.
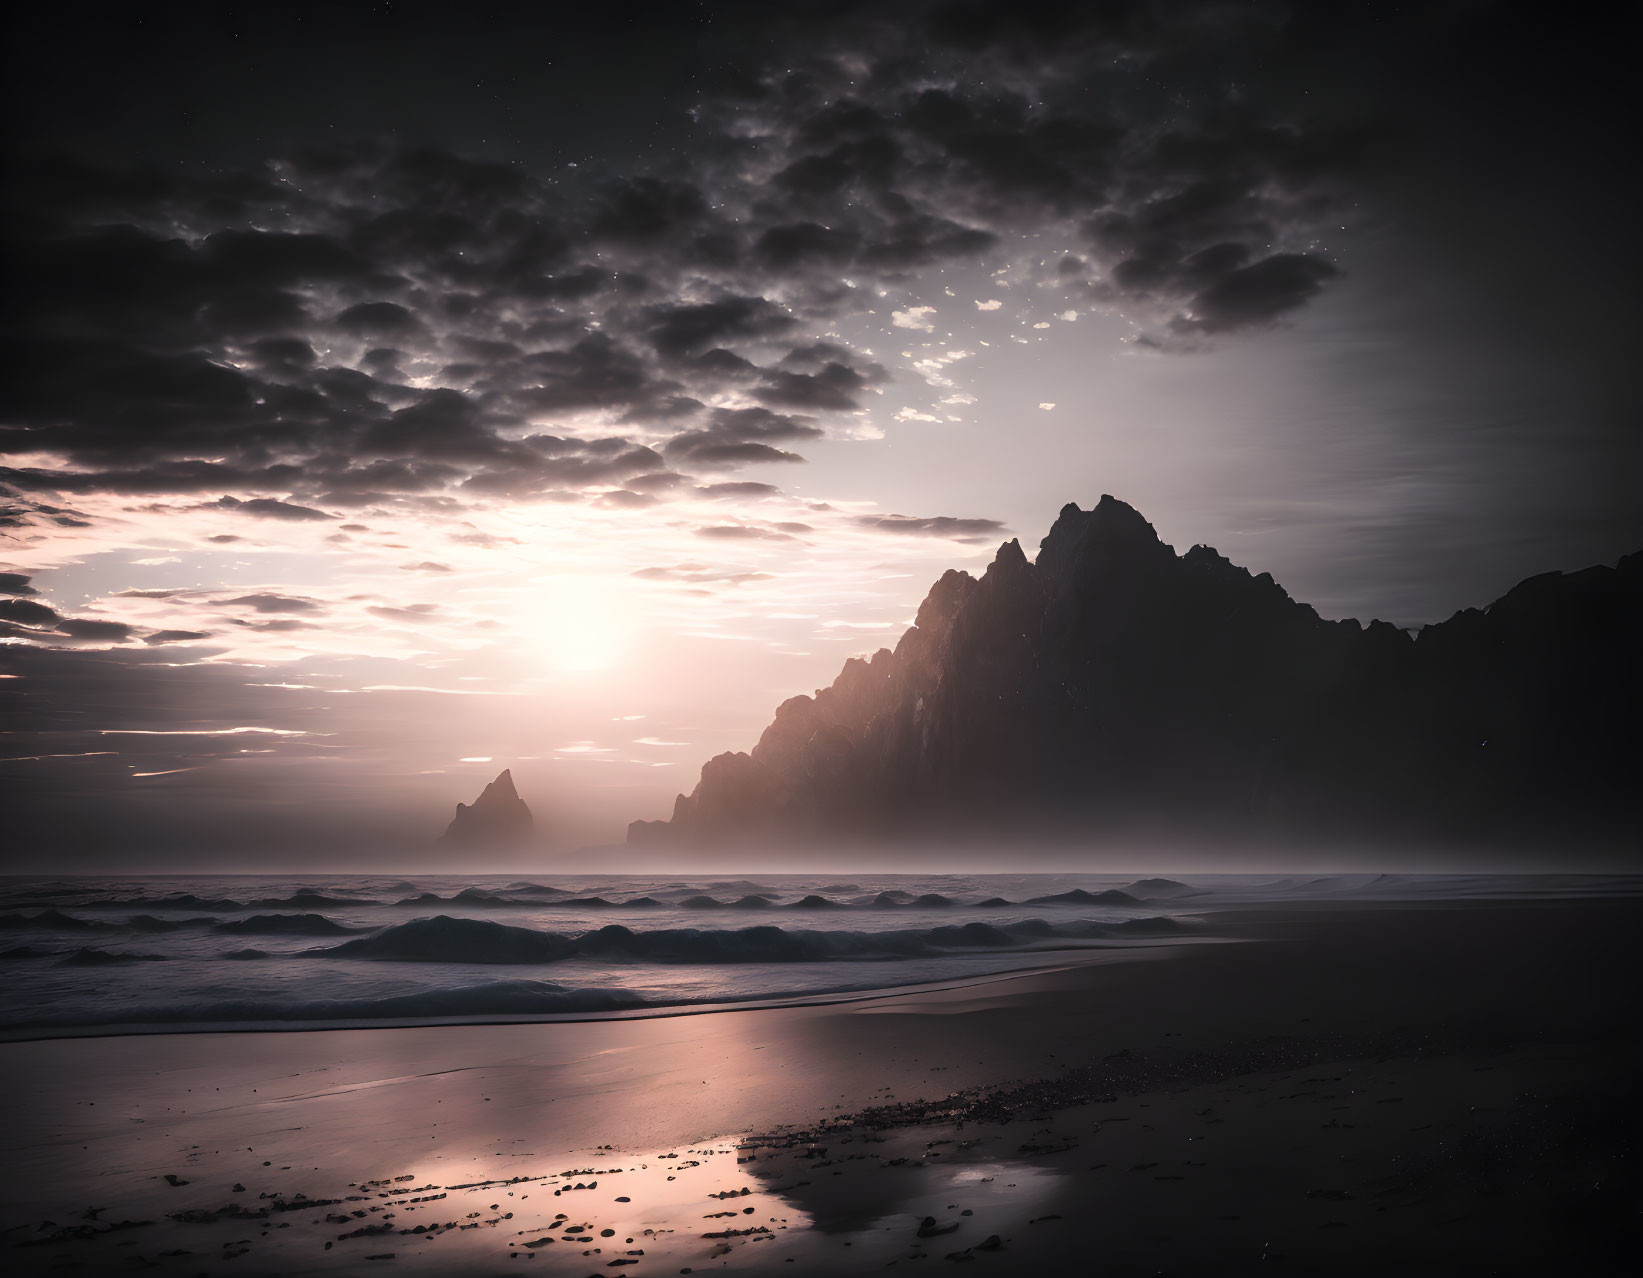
[440,769,534,846]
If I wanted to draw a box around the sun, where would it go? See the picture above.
[527,573,640,673]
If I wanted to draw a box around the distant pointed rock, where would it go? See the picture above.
[440,769,534,846]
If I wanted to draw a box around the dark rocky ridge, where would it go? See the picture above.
[440,769,534,846]
[630,496,1642,851]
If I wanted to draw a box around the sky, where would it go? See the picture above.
[2,1,1637,869]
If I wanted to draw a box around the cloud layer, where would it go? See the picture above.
[3,3,1363,555]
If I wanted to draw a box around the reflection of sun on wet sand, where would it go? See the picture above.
[3,898,1637,1275]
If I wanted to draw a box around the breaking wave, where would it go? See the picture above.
[318,914,1184,965]
[0,910,114,931]
[213,913,361,935]
[7,892,378,912]
[4,980,653,1030]
[59,947,169,965]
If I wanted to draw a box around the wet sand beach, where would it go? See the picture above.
[3,898,1637,1275]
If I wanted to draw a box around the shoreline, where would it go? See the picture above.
[0,938,1218,1045]
[11,887,1640,1046]
[4,898,1637,1274]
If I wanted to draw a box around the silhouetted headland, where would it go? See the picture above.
[631,496,1642,851]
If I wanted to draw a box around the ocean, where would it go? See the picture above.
[3,870,1637,1038]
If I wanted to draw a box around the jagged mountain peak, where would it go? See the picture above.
[910,568,977,634]
[1036,494,1173,583]
[629,497,1642,853]
[992,537,1028,569]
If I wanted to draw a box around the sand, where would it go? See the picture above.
[2,898,1637,1275]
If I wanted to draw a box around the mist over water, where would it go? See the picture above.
[3,870,1637,1039]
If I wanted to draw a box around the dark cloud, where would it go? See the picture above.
[856,514,1007,540]
[646,297,799,359]
[56,618,135,642]
[215,496,334,521]
[218,594,322,614]
[590,177,709,243]
[4,462,295,497]
[669,442,806,469]
[0,572,38,595]
[664,406,822,469]
[754,363,877,411]
[1180,254,1341,335]
[366,604,441,623]
[355,393,506,463]
[694,525,797,542]
[247,332,318,366]
[595,489,660,510]
[317,463,461,506]
[754,222,862,269]
[697,482,781,499]
[502,337,663,415]
[336,301,421,338]
[858,216,998,272]
[233,618,314,632]
[704,407,822,443]
[626,471,692,493]
[459,441,666,498]
[143,629,213,646]
[0,598,60,627]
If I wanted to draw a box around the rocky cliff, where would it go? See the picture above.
[630,496,1642,851]
[441,769,534,846]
